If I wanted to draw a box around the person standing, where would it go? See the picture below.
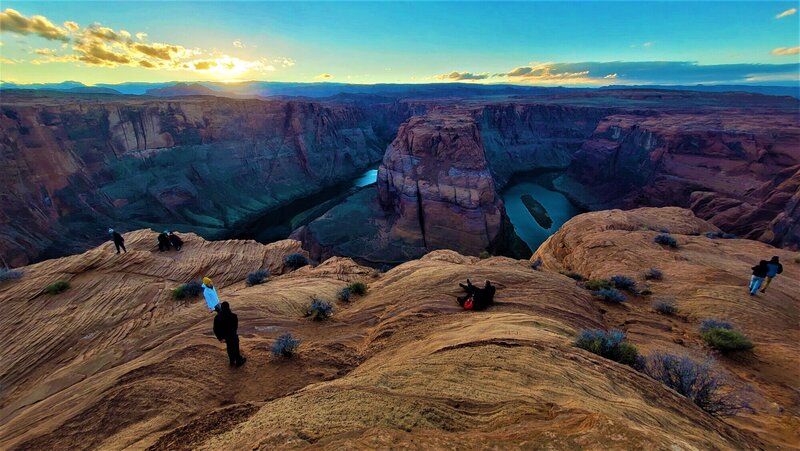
[168,231,183,251]
[213,302,246,367]
[760,256,784,293]
[749,260,769,296]
[157,231,172,252]
[202,277,221,312]
[108,228,126,254]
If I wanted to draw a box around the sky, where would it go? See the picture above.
[0,1,798,86]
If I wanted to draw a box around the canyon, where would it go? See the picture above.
[0,207,797,449]
[1,88,798,267]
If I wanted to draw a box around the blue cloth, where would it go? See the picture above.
[203,284,220,311]
[749,276,764,295]
[766,263,781,277]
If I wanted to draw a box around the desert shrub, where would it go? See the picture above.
[659,227,670,234]
[705,231,721,239]
[271,333,301,358]
[593,288,626,304]
[654,234,678,248]
[246,269,269,286]
[575,329,641,368]
[173,280,203,299]
[305,298,333,321]
[641,352,749,415]
[284,253,309,269]
[700,319,733,333]
[0,268,24,282]
[702,328,754,353]
[531,258,543,270]
[337,287,351,302]
[584,278,612,291]
[643,268,663,280]
[45,280,70,295]
[721,233,736,239]
[347,281,367,295]
[610,275,637,292]
[639,287,653,296]
[794,255,800,264]
[653,299,677,314]
[479,250,491,259]
[560,271,585,281]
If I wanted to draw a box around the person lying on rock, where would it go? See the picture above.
[108,228,126,254]
[168,231,183,251]
[749,260,769,296]
[157,230,172,252]
[203,277,221,312]
[457,279,496,310]
[213,302,246,368]
[760,256,783,293]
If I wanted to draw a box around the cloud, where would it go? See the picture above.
[316,73,333,80]
[233,39,244,48]
[642,41,653,48]
[4,8,293,78]
[0,8,69,41]
[435,71,490,81]
[771,47,800,56]
[0,57,17,64]
[776,8,796,19]
[436,61,800,86]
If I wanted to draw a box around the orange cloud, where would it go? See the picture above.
[775,8,796,19]
[771,47,800,56]
[0,8,69,41]
[435,71,489,81]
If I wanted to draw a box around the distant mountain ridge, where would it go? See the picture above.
[2,80,798,98]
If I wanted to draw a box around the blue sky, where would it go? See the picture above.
[1,1,798,85]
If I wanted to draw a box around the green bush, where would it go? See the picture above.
[347,281,367,295]
[305,298,333,321]
[701,328,754,353]
[45,280,70,294]
[479,250,491,259]
[585,278,612,291]
[560,271,585,281]
[172,280,203,300]
[575,329,641,368]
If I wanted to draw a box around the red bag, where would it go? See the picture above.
[463,297,474,310]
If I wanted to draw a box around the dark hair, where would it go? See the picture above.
[220,301,231,313]
[771,256,780,262]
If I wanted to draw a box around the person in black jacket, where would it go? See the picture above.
[108,228,126,254]
[213,302,246,367]
[157,231,171,252]
[168,231,183,251]
[749,260,769,296]
[457,279,496,310]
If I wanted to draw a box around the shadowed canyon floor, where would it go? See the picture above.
[0,208,798,449]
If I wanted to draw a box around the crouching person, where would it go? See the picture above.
[213,302,246,367]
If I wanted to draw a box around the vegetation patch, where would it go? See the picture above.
[560,271,585,281]
[173,280,203,300]
[654,233,678,248]
[284,253,309,269]
[0,269,24,282]
[45,280,70,295]
[531,257,543,270]
[347,281,367,296]
[337,287,351,303]
[584,278,612,291]
[575,329,641,368]
[592,287,626,304]
[643,268,663,280]
[246,269,269,287]
[479,250,491,259]
[305,298,333,321]
[610,275,637,292]
[652,299,677,315]
[641,352,749,415]
[702,328,754,353]
[271,333,301,358]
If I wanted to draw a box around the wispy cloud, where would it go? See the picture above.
[315,73,333,80]
[434,61,800,86]
[435,71,490,81]
[233,39,244,48]
[775,8,797,19]
[771,46,800,56]
[0,8,69,41]
[642,41,654,48]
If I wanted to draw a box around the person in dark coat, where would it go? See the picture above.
[108,228,126,254]
[157,231,171,252]
[168,231,183,251]
[457,279,496,310]
[749,260,769,296]
[760,256,783,293]
[213,302,246,367]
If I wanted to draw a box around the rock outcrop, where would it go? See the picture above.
[1,207,797,449]
[0,92,414,266]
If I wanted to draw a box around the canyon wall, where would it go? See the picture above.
[0,93,416,266]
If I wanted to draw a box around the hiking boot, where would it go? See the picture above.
[236,357,247,367]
